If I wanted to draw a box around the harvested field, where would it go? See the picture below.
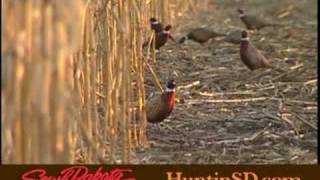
[134,0,317,164]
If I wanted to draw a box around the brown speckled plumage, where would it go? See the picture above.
[145,80,176,123]
[239,31,285,73]
[240,31,272,70]
[179,28,225,44]
[238,9,283,30]
[224,30,242,44]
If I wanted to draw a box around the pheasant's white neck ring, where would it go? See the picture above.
[165,88,175,92]
[163,30,170,34]
[151,21,159,25]
[239,14,245,18]
[241,37,249,41]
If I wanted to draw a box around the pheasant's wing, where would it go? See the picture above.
[246,15,269,28]
[255,48,285,72]
[250,45,271,67]
[156,23,164,32]
[225,30,242,44]
[192,29,214,42]
[145,92,163,122]
[155,33,168,49]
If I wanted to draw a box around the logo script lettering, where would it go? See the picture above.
[22,166,135,180]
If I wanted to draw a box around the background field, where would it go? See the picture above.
[136,0,317,164]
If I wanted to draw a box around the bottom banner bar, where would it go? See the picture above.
[0,165,318,180]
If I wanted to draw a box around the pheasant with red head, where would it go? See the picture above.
[144,25,175,50]
[145,80,176,123]
[238,9,283,30]
[240,31,284,72]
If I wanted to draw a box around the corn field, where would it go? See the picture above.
[2,0,209,164]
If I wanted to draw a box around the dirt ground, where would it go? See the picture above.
[133,0,317,164]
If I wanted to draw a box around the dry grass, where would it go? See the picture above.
[2,0,208,164]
